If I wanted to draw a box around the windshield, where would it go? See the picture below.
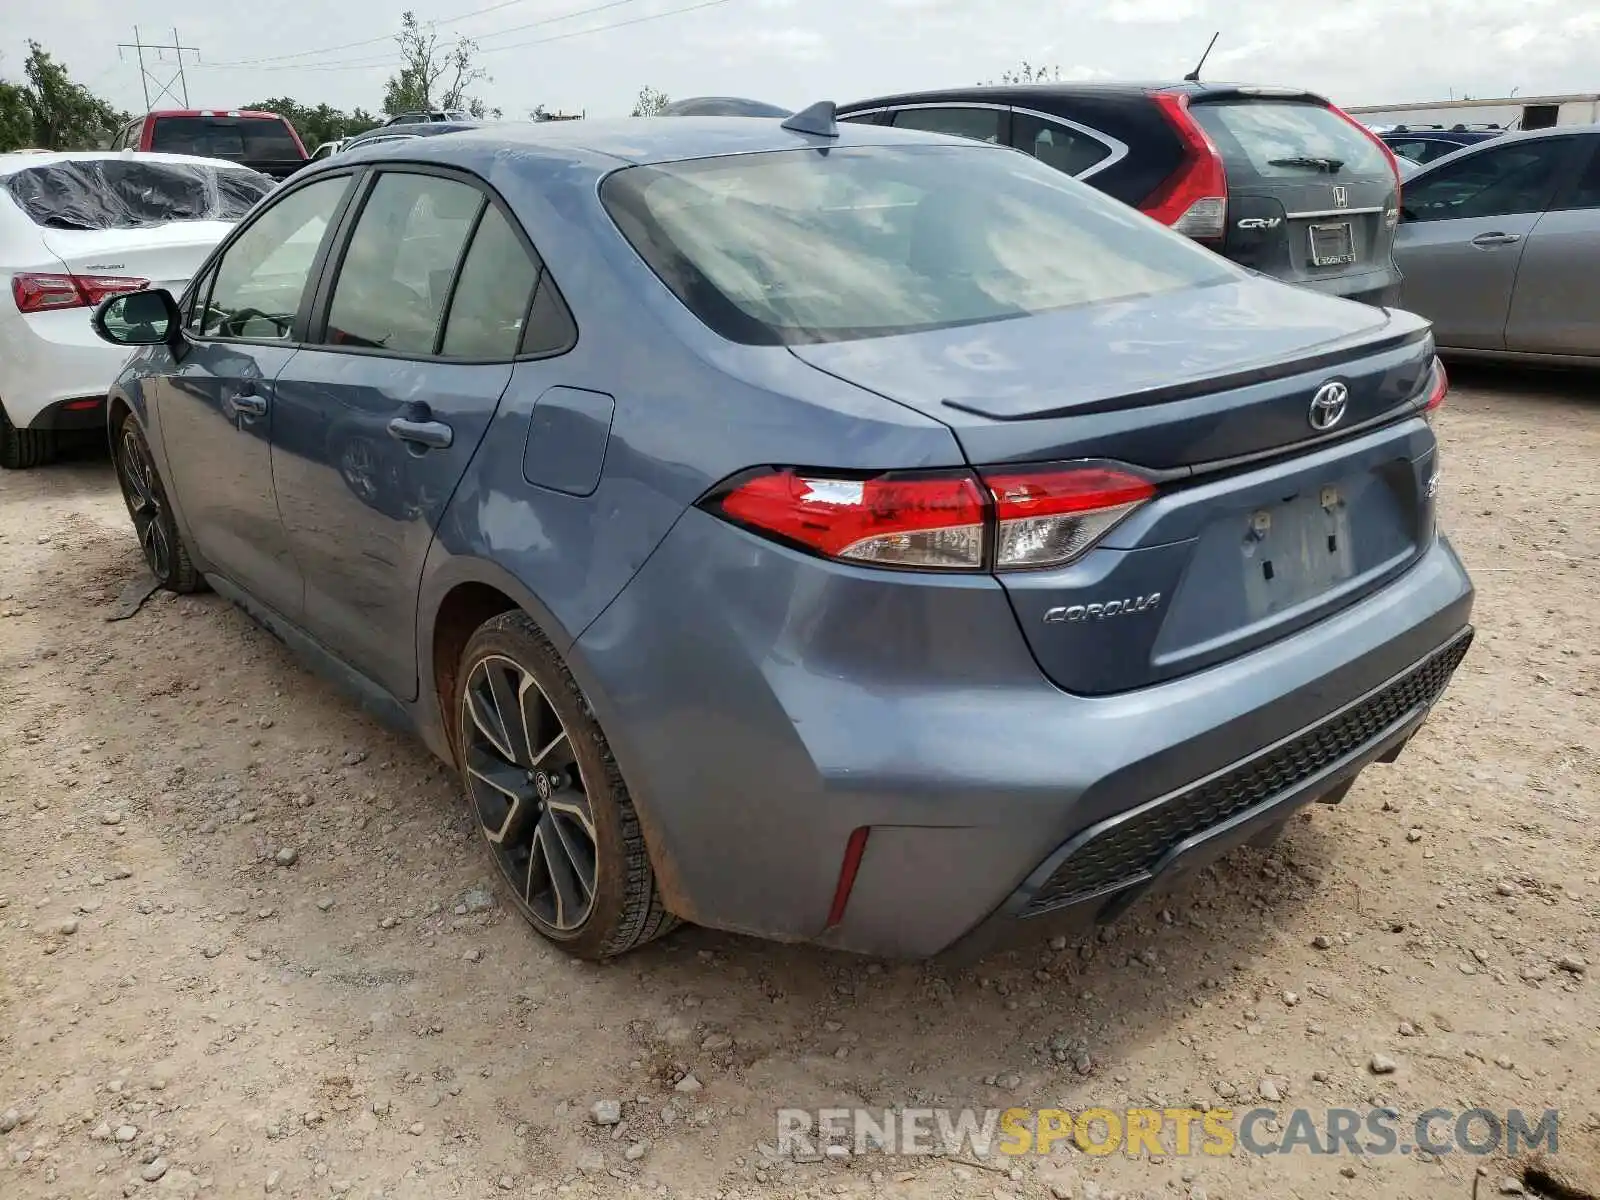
[601,144,1235,345]
[1,160,274,230]
[150,116,302,161]
[1189,100,1393,181]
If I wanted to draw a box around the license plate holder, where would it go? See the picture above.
[1309,221,1356,267]
[1241,486,1356,620]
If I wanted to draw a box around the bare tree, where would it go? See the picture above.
[631,85,670,117]
[383,11,490,115]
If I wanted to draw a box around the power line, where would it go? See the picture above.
[196,0,734,73]
[207,0,643,68]
[117,27,201,111]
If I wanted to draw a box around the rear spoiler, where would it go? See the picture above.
[1177,85,1331,106]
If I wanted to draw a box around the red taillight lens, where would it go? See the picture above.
[1422,356,1448,417]
[75,274,150,306]
[11,272,148,313]
[708,463,1157,572]
[981,464,1156,570]
[1143,92,1229,240]
[714,468,987,570]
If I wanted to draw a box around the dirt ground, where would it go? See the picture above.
[1,367,1596,1200]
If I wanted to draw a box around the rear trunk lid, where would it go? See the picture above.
[1185,94,1400,290]
[40,223,235,294]
[791,278,1439,694]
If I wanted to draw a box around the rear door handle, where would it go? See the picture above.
[387,416,454,450]
[1470,232,1522,247]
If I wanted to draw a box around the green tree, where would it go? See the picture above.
[0,42,127,151]
[382,11,489,116]
[631,85,670,117]
[243,97,381,149]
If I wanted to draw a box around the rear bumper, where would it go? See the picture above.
[0,307,131,428]
[1287,263,1403,308]
[575,516,1473,957]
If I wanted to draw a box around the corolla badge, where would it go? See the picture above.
[1044,593,1162,623]
[1308,381,1350,431]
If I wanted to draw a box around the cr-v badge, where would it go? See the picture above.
[1044,593,1162,623]
[1237,217,1282,229]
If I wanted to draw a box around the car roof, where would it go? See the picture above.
[1403,123,1600,174]
[0,149,260,179]
[838,81,1330,110]
[140,109,286,120]
[338,114,985,169]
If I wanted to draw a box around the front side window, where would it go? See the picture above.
[200,175,350,340]
[602,143,1235,345]
[1403,139,1572,221]
[1012,112,1113,176]
[891,106,1003,144]
[324,172,484,355]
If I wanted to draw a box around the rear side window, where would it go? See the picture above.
[0,160,273,230]
[440,206,540,359]
[149,116,302,160]
[1562,143,1600,209]
[602,144,1235,345]
[891,107,1003,144]
[1012,113,1114,176]
[1189,100,1391,180]
[324,173,484,355]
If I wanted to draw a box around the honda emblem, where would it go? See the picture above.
[1333,185,1349,208]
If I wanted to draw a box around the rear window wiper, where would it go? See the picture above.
[1268,156,1345,172]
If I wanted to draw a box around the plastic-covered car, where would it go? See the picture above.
[658,97,792,117]
[0,151,272,468]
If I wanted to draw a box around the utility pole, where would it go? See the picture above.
[117,27,201,113]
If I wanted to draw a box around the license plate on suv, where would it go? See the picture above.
[1309,222,1356,267]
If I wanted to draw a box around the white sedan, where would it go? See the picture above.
[0,150,273,469]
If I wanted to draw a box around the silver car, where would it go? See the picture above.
[1394,126,1600,362]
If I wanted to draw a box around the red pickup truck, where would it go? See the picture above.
[108,109,309,180]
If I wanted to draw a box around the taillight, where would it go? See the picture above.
[1142,92,1228,241]
[982,464,1156,570]
[1422,356,1448,418]
[704,462,1156,573]
[11,272,147,314]
[713,468,986,570]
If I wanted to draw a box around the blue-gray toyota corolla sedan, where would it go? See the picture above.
[90,109,1473,961]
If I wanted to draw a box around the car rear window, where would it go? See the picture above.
[1189,100,1392,180]
[0,160,274,230]
[601,144,1235,345]
[149,116,303,161]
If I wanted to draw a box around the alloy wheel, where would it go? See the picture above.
[118,426,172,581]
[461,653,598,933]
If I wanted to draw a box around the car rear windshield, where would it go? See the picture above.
[1189,100,1392,181]
[601,144,1235,345]
[149,115,303,161]
[0,160,274,230]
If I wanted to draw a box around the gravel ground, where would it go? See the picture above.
[1,367,1596,1200]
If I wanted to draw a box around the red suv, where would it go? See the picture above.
[109,109,308,180]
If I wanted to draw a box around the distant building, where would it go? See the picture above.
[1345,93,1600,132]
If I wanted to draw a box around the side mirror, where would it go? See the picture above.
[92,288,180,347]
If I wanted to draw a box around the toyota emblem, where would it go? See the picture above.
[1309,381,1349,431]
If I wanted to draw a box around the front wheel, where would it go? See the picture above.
[114,416,203,593]
[456,611,677,959]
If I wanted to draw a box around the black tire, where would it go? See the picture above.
[0,400,56,470]
[113,414,204,594]
[456,610,678,959]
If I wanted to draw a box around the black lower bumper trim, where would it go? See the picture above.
[1021,627,1473,918]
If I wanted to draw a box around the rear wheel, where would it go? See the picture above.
[456,611,677,959]
[0,400,56,470]
[113,415,203,593]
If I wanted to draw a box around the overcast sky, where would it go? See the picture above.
[8,0,1600,121]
